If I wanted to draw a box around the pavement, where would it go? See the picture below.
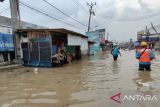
[0,63,21,71]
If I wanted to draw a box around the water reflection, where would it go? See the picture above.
[133,71,154,94]
[111,61,120,74]
[0,51,160,107]
[138,72,154,82]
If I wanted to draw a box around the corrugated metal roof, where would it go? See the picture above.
[16,28,88,38]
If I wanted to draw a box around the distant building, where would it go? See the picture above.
[0,15,46,29]
[86,29,106,54]
[137,24,160,50]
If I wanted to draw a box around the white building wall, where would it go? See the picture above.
[0,24,12,34]
[80,38,88,55]
[68,34,82,46]
[68,34,88,55]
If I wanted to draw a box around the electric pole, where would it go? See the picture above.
[107,32,109,41]
[87,2,96,32]
[10,0,21,61]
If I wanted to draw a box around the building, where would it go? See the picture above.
[0,15,46,64]
[88,40,95,55]
[86,29,106,54]
[137,24,160,50]
[0,15,45,29]
[104,40,113,50]
[0,24,14,63]
[16,28,88,67]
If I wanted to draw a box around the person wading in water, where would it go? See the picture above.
[111,44,121,61]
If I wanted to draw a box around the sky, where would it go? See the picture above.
[0,0,160,42]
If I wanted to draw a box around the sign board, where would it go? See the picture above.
[86,29,106,53]
[86,31,99,43]
[98,29,105,44]
[0,25,14,51]
[86,29,105,44]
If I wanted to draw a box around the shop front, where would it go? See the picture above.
[0,24,14,65]
[17,29,88,67]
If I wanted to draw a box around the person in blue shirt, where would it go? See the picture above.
[111,44,121,61]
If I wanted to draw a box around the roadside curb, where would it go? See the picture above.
[0,64,22,71]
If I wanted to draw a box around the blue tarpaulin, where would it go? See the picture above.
[0,32,14,51]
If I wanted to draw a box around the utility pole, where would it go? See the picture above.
[107,32,109,41]
[10,0,21,61]
[151,23,158,34]
[150,23,160,51]
[87,2,96,32]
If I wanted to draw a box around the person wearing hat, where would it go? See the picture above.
[111,44,121,61]
[136,41,155,71]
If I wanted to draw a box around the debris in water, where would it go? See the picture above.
[26,70,30,72]
[138,82,150,87]
[34,68,38,74]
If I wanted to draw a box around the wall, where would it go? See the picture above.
[0,16,12,26]
[68,34,88,55]
[81,38,88,55]
[0,24,12,34]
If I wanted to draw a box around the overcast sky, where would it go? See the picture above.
[0,0,160,42]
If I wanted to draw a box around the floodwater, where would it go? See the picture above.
[0,50,160,107]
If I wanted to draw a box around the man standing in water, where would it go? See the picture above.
[136,41,155,71]
[111,44,121,61]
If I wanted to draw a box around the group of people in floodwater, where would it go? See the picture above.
[52,41,155,71]
[111,41,155,71]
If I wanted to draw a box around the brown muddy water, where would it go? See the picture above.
[0,50,160,107]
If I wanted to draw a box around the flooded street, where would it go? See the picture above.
[0,50,160,107]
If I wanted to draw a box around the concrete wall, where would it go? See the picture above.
[68,34,88,55]
[81,38,88,55]
[0,16,12,26]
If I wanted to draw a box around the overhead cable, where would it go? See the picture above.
[20,1,83,29]
[42,0,87,27]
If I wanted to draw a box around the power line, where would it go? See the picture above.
[81,0,99,28]
[72,0,99,28]
[82,0,90,9]
[0,7,10,14]
[94,11,160,31]
[72,0,88,14]
[100,11,160,21]
[72,0,98,27]
[118,13,160,21]
[42,0,88,27]
[71,0,99,28]
[19,1,84,29]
